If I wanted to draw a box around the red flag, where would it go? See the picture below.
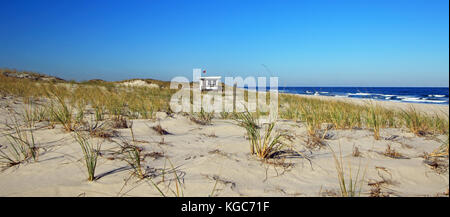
[203,70,206,74]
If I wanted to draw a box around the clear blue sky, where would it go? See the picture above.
[0,0,448,87]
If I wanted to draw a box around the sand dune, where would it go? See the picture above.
[0,96,447,197]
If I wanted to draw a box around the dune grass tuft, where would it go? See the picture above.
[330,144,366,197]
[366,104,383,140]
[74,132,100,181]
[122,144,146,179]
[190,108,214,125]
[0,117,39,167]
[401,106,429,136]
[48,91,76,132]
[234,110,286,159]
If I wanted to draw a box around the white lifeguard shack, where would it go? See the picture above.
[199,76,221,91]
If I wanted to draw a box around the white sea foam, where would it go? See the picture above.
[428,94,446,98]
[349,93,372,96]
[382,95,396,99]
[400,97,447,103]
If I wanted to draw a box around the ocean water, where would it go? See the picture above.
[277,87,449,105]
